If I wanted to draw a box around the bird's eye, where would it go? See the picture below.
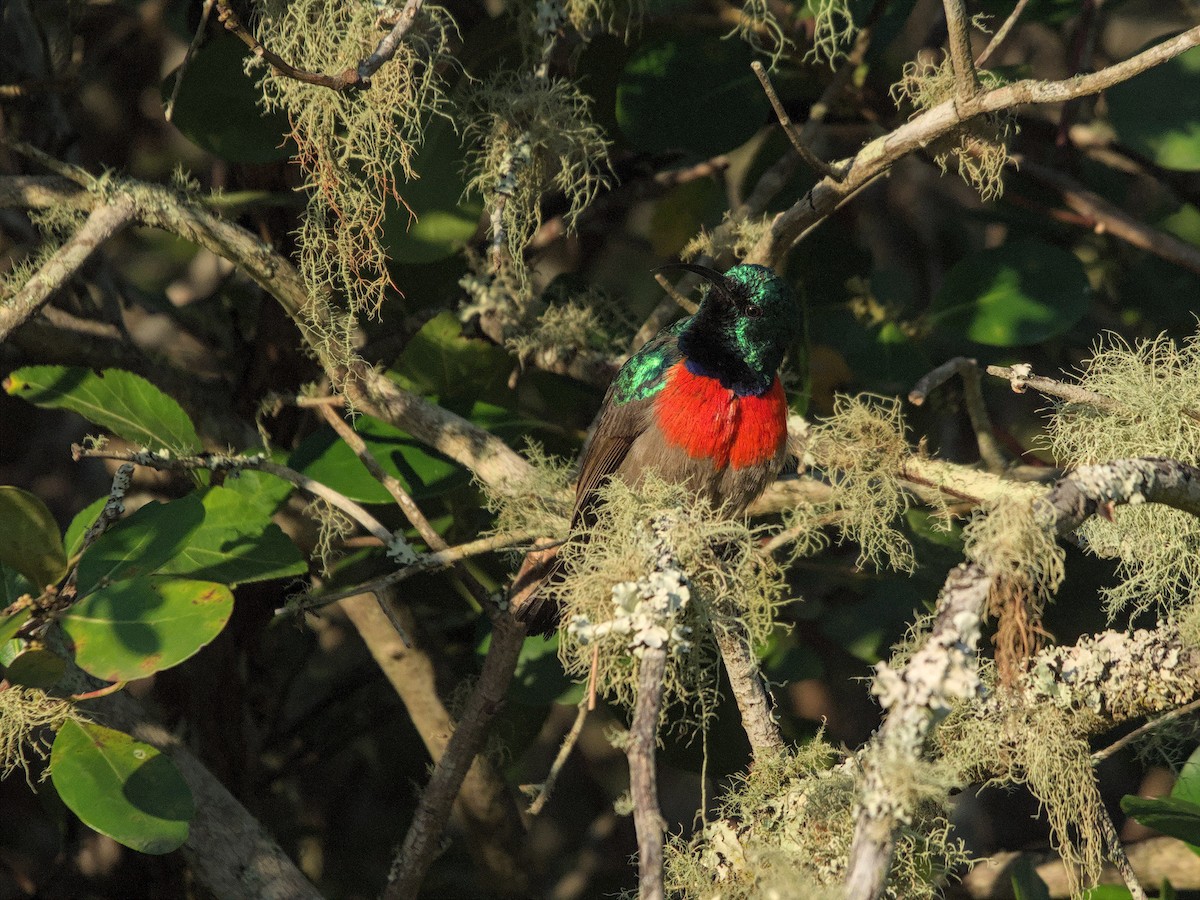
[745,303,762,318]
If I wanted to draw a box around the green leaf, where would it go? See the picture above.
[76,496,206,595]
[289,413,466,504]
[163,33,292,164]
[5,366,201,454]
[0,604,31,646]
[0,486,67,588]
[220,469,294,519]
[51,719,193,854]
[60,576,234,682]
[1121,794,1200,846]
[617,32,770,159]
[1080,887,1133,900]
[390,311,513,402]
[1171,744,1200,808]
[0,639,66,688]
[155,486,306,586]
[64,496,109,559]
[1010,856,1051,900]
[382,119,483,264]
[1109,43,1200,172]
[931,240,1090,346]
[1,564,35,609]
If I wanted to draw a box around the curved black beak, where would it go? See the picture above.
[652,262,727,288]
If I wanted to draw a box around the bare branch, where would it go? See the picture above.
[975,0,1032,67]
[1093,696,1200,763]
[1015,155,1200,276]
[384,616,527,899]
[909,357,1006,472]
[628,646,668,900]
[748,25,1200,268]
[0,195,135,341]
[714,624,785,758]
[164,0,216,121]
[751,61,845,182]
[942,0,981,102]
[358,0,423,83]
[986,363,1128,415]
[527,700,590,816]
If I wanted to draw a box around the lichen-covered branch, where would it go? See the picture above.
[844,456,1200,899]
[747,25,1200,268]
[629,645,668,900]
[0,195,135,341]
[714,624,785,759]
[986,363,1127,414]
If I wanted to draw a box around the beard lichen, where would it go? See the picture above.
[1045,331,1200,618]
[554,476,782,737]
[250,0,456,360]
[790,394,915,573]
[890,56,1015,201]
[963,494,1064,683]
[464,71,611,281]
[1,687,80,787]
[664,737,967,899]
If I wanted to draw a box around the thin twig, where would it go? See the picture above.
[357,0,423,83]
[751,61,845,182]
[527,700,590,815]
[1093,696,1200,763]
[942,0,981,102]
[1099,803,1149,900]
[315,403,498,613]
[1014,155,1200,276]
[286,530,550,613]
[215,2,364,92]
[985,364,1127,415]
[653,273,698,314]
[909,357,1007,473]
[628,646,668,900]
[0,196,136,341]
[975,0,1032,67]
[747,25,1200,268]
[164,0,216,122]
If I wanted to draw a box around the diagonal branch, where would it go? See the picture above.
[0,195,136,341]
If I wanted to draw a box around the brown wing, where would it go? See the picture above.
[570,392,653,528]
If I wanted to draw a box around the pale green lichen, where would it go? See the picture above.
[789,395,915,573]
[1044,331,1200,617]
[891,57,1015,201]
[251,0,456,360]
[0,687,80,787]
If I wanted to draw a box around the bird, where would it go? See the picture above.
[510,262,802,635]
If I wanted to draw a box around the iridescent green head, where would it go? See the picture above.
[661,262,802,396]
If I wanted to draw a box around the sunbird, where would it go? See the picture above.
[511,263,801,634]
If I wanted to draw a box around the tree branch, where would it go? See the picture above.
[975,0,1032,67]
[714,624,785,759]
[747,25,1200,268]
[383,615,526,899]
[942,0,981,102]
[0,195,135,341]
[985,363,1128,415]
[909,357,1006,473]
[628,646,668,900]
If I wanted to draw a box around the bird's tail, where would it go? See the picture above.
[508,544,565,636]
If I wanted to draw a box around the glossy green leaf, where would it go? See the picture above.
[1172,744,1200,808]
[155,486,306,586]
[64,496,109,559]
[5,366,201,454]
[0,604,31,646]
[61,576,233,682]
[617,32,770,159]
[1109,43,1200,172]
[289,413,466,504]
[163,33,292,164]
[220,469,294,519]
[0,639,66,688]
[51,719,193,854]
[390,311,513,402]
[931,240,1090,346]
[0,486,67,588]
[1010,856,1051,900]
[0,564,35,609]
[1080,887,1133,900]
[76,496,205,595]
[1121,794,1200,846]
[382,119,483,264]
